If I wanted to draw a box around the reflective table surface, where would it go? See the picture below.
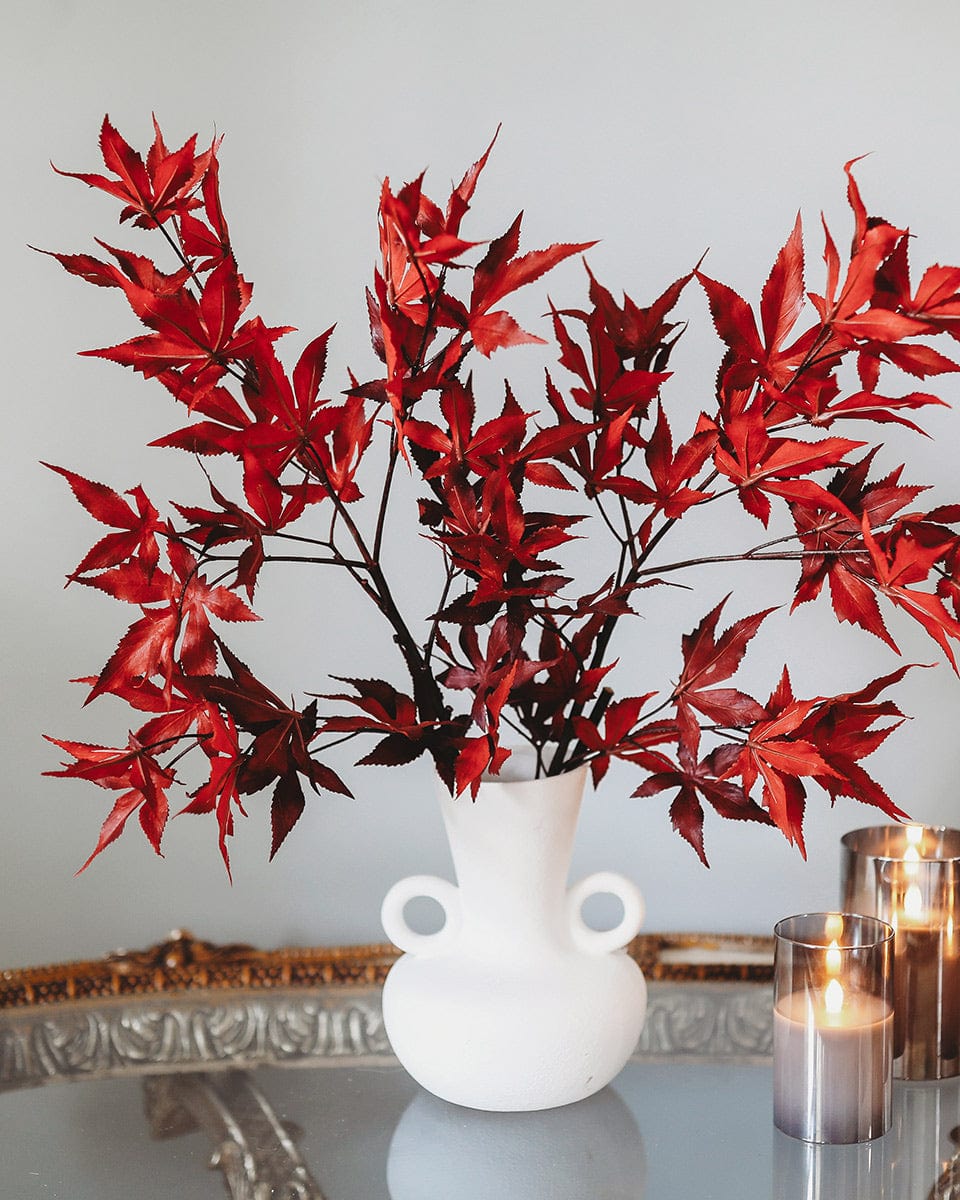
[2,932,959,1198]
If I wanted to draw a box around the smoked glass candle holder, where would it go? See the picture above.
[840,825,960,1080]
[841,826,960,915]
[878,857,960,1080]
[774,913,894,1145]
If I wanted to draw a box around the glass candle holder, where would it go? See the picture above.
[841,825,960,1080]
[774,913,894,1145]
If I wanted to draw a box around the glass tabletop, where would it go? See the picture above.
[1,934,958,1198]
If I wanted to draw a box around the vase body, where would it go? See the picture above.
[380,764,647,1111]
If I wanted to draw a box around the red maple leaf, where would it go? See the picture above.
[571,692,660,786]
[696,213,827,405]
[320,677,436,768]
[711,405,862,524]
[85,261,271,398]
[178,705,246,878]
[419,128,500,242]
[468,214,596,356]
[45,732,176,868]
[601,405,715,545]
[789,450,928,646]
[861,516,960,670]
[404,380,529,481]
[54,115,215,229]
[671,598,772,755]
[45,464,163,579]
[453,734,512,798]
[190,644,351,857]
[719,676,841,850]
[179,153,232,270]
[633,740,773,865]
[84,541,258,702]
[441,616,550,729]
[795,665,911,821]
[584,265,693,372]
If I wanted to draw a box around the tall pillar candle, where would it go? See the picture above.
[881,858,960,1079]
[841,825,960,1080]
[773,913,894,1144]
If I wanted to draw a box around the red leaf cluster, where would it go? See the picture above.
[41,118,960,872]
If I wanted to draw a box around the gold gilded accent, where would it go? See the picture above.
[0,929,774,1010]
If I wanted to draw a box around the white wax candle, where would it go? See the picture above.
[774,988,893,1144]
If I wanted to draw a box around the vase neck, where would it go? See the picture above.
[437,768,588,942]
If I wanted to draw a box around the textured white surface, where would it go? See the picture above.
[381,768,647,1109]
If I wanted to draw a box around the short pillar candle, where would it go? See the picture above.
[841,825,960,1080]
[773,913,894,1144]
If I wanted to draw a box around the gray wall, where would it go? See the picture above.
[3,0,960,969]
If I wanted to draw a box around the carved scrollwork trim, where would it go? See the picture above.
[637,983,773,1060]
[0,990,390,1091]
[0,980,774,1092]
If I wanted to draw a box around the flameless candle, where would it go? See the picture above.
[841,825,960,1080]
[885,866,960,1080]
[841,826,960,915]
[774,914,894,1144]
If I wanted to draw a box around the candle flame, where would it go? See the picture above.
[904,882,924,921]
[906,824,924,847]
[903,842,921,880]
[825,977,844,1016]
[825,939,842,976]
[824,913,844,943]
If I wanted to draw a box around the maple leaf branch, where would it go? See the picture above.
[132,212,256,393]
[163,732,214,771]
[411,264,449,374]
[632,547,864,581]
[424,553,457,666]
[161,216,204,288]
[373,433,402,562]
[548,317,874,771]
[615,492,641,572]
[49,125,960,868]
[589,491,632,556]
[295,442,448,724]
[196,548,369,571]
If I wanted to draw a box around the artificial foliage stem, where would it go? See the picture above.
[305,445,447,724]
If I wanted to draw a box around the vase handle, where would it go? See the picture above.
[566,871,645,955]
[380,874,462,957]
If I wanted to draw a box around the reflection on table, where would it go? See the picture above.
[772,1079,960,1199]
[145,1070,325,1199]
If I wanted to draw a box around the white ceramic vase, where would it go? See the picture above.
[380,761,647,1111]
